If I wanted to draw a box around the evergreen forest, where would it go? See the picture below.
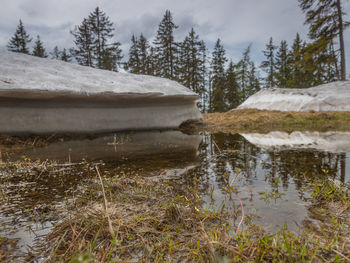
[7,1,349,113]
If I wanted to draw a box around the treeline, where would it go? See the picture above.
[7,1,349,113]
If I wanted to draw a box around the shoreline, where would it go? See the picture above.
[203,108,350,133]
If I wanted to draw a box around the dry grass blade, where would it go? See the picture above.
[95,166,115,238]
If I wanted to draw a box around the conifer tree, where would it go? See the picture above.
[88,7,122,70]
[210,39,227,112]
[7,20,32,54]
[71,7,122,71]
[247,62,261,97]
[153,10,178,79]
[51,46,61,59]
[127,35,140,73]
[198,41,208,112]
[177,28,206,94]
[177,28,207,111]
[288,33,305,88]
[100,42,123,71]
[299,0,349,80]
[138,34,150,74]
[32,35,47,58]
[61,48,72,62]
[261,37,277,88]
[275,40,291,88]
[225,61,240,109]
[70,18,94,67]
[299,39,337,86]
[236,45,250,98]
[147,46,157,76]
[51,46,72,62]
[236,45,260,101]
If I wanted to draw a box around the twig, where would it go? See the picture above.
[96,166,115,238]
[229,173,239,187]
[227,171,245,232]
[332,249,350,261]
[212,138,222,154]
[235,191,245,233]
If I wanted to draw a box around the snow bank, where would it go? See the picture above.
[0,51,202,134]
[241,131,350,153]
[0,51,196,97]
[238,81,350,112]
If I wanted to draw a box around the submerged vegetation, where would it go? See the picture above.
[204,109,350,132]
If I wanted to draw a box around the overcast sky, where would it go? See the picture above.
[1,0,350,74]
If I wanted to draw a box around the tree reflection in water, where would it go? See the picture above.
[177,132,349,231]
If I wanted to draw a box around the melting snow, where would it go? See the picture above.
[0,51,197,97]
[238,81,350,112]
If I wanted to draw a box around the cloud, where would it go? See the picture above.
[0,0,349,74]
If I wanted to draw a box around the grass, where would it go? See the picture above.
[43,166,349,262]
[203,109,350,132]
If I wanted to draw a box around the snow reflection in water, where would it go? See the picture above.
[191,132,349,232]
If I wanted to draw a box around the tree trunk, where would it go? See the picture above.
[336,0,346,80]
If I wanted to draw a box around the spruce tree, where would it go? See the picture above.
[88,7,122,70]
[153,10,178,79]
[261,37,277,88]
[127,35,140,73]
[32,35,47,58]
[177,28,207,111]
[225,61,240,109]
[138,34,150,74]
[61,48,72,62]
[210,39,227,112]
[71,7,123,71]
[7,20,32,54]
[70,18,94,66]
[177,28,206,94]
[247,62,261,97]
[147,46,157,76]
[299,0,349,80]
[100,42,123,71]
[236,45,250,99]
[288,33,305,88]
[51,46,61,59]
[299,38,337,86]
[198,41,208,112]
[275,40,291,88]
[236,45,260,101]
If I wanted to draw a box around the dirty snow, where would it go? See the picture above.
[238,81,350,112]
[241,131,350,153]
[0,51,197,97]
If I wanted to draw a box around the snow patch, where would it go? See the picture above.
[238,81,350,112]
[0,51,197,97]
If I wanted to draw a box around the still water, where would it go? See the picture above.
[0,130,349,256]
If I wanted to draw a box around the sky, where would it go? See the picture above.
[1,0,350,75]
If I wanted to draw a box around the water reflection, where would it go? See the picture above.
[181,132,349,232]
[0,130,202,254]
[7,130,202,163]
[0,130,349,254]
[241,131,350,153]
